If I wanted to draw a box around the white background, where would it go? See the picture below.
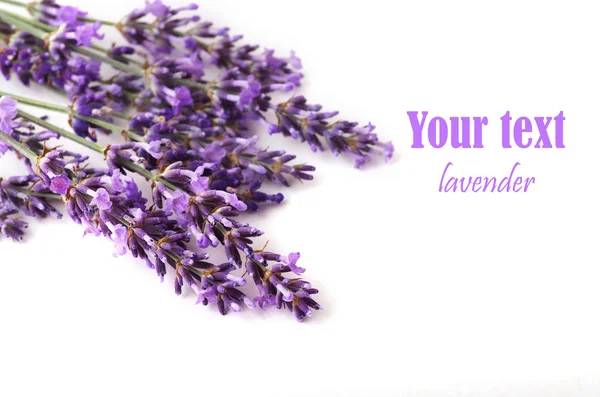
[1,1,600,396]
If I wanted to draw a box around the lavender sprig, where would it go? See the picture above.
[0,0,393,321]
[1,95,321,321]
[0,123,257,316]
[0,2,393,167]
[0,104,62,240]
[0,175,62,219]
[0,91,314,209]
[0,204,28,241]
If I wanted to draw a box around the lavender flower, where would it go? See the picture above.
[128,112,315,187]
[36,149,86,194]
[269,96,394,168]
[49,21,104,59]
[214,67,262,111]
[57,5,87,27]
[0,30,140,113]
[104,141,164,171]
[237,180,284,212]
[0,0,409,322]
[215,136,316,186]
[0,21,13,36]
[0,205,28,241]
[118,1,303,86]
[0,118,63,240]
[247,252,321,322]
[171,86,193,115]
[39,148,257,314]
[70,93,114,140]
[31,0,85,27]
[0,95,18,134]
[107,45,136,64]
[117,0,199,55]
[0,175,62,219]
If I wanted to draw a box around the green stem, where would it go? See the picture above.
[175,30,208,47]
[170,78,208,91]
[74,114,144,142]
[18,109,104,153]
[16,109,179,191]
[0,0,118,27]
[0,0,27,8]
[0,10,215,93]
[0,9,47,38]
[0,9,145,68]
[14,187,61,200]
[0,90,67,113]
[14,85,130,120]
[0,130,37,163]
[1,8,211,91]
[89,43,145,68]
[80,16,116,27]
[68,45,144,76]
[0,8,50,32]
[0,90,141,141]
[0,10,146,76]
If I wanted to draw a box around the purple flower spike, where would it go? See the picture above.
[0,205,28,242]
[37,149,87,193]
[269,96,393,167]
[246,253,321,322]
[1,173,62,221]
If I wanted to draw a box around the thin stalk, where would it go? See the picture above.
[0,10,145,76]
[0,0,26,8]
[80,16,116,27]
[90,43,145,68]
[11,86,131,120]
[0,91,67,113]
[1,6,211,90]
[73,114,119,132]
[67,44,144,76]
[18,109,104,153]
[0,9,47,37]
[2,93,282,184]
[0,9,145,67]
[0,0,116,27]
[16,108,179,191]
[173,30,210,51]
[0,10,215,92]
[0,130,37,163]
[170,78,207,91]
[0,91,141,141]
[14,186,61,200]
[0,8,50,32]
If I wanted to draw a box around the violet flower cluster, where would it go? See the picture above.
[0,101,62,240]
[0,103,319,320]
[0,0,394,321]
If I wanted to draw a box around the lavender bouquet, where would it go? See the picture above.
[0,0,393,321]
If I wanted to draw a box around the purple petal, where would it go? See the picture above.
[49,175,71,195]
